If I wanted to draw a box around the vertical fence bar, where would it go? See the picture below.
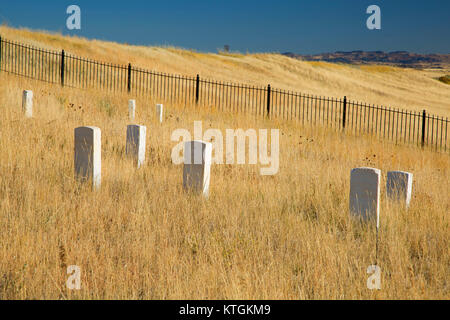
[0,36,2,72]
[266,84,271,117]
[445,118,448,152]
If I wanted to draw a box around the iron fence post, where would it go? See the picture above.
[127,63,132,93]
[195,74,200,104]
[421,109,427,147]
[267,84,271,117]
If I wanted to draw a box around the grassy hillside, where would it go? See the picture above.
[0,70,449,299]
[0,26,449,299]
[1,26,449,117]
[439,75,450,85]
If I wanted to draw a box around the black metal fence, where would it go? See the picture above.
[0,36,448,152]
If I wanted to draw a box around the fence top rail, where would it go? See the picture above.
[271,88,341,102]
[65,53,127,69]
[152,70,195,81]
[347,99,425,116]
[425,114,449,122]
[131,66,196,80]
[1,37,60,55]
[198,77,266,90]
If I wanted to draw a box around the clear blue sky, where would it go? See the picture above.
[0,0,449,54]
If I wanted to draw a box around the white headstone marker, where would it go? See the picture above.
[126,124,146,168]
[74,126,101,189]
[22,90,33,118]
[128,99,136,121]
[183,140,212,197]
[386,171,413,207]
[349,167,381,227]
[156,104,163,123]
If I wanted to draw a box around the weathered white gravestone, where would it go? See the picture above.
[183,140,212,197]
[128,99,136,121]
[349,167,381,227]
[386,171,413,207]
[74,126,101,189]
[22,90,33,118]
[126,124,146,168]
[156,104,163,123]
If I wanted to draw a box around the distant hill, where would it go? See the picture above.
[283,51,450,69]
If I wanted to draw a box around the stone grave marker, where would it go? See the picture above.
[129,99,136,121]
[22,90,33,118]
[156,104,163,123]
[74,126,101,189]
[126,124,146,168]
[386,171,413,207]
[183,140,212,197]
[350,167,381,227]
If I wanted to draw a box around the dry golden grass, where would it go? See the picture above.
[438,76,450,85]
[0,71,449,300]
[1,26,449,117]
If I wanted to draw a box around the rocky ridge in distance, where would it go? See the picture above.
[283,51,450,69]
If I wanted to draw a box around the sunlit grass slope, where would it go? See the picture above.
[0,72,449,299]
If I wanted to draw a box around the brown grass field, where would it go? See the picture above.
[0,27,449,299]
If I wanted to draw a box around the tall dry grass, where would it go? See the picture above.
[0,72,448,299]
[1,26,449,117]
